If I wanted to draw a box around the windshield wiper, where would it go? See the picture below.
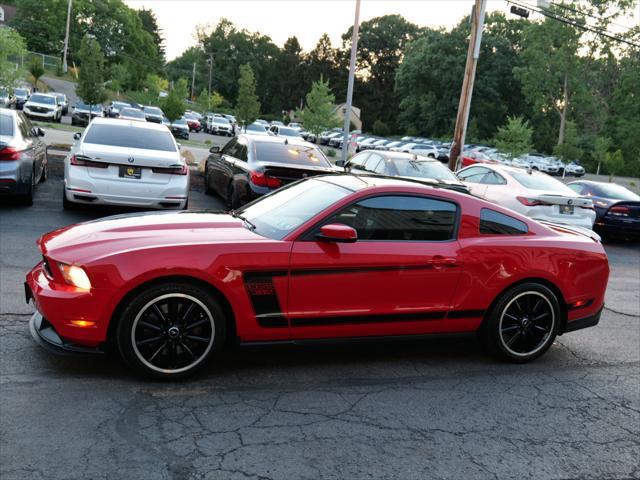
[230,210,256,231]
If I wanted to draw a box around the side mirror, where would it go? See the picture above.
[316,223,357,243]
[37,128,45,137]
[209,145,220,154]
[335,160,345,167]
[176,143,182,149]
[73,132,81,140]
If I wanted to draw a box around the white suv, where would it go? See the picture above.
[24,93,62,122]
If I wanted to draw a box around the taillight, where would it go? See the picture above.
[609,205,630,216]
[70,154,108,168]
[152,164,188,175]
[250,171,281,188]
[0,146,21,161]
[517,196,551,207]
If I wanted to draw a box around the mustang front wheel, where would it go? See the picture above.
[482,283,560,363]
[117,282,226,379]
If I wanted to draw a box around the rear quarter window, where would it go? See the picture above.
[0,114,14,136]
[480,209,529,235]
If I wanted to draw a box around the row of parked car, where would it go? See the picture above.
[1,87,69,122]
[1,102,637,239]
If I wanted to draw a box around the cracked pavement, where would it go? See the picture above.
[1,176,639,479]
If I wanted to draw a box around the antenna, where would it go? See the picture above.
[284,138,288,145]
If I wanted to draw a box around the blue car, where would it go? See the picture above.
[568,180,640,239]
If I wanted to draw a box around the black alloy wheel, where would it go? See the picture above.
[117,282,226,379]
[482,283,560,363]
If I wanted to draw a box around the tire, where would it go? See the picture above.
[62,186,74,210]
[21,172,34,206]
[39,158,48,183]
[481,282,560,363]
[227,183,240,210]
[204,164,213,195]
[116,281,227,379]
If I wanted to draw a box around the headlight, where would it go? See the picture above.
[58,263,92,290]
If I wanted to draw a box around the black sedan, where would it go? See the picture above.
[336,150,470,194]
[170,118,190,140]
[204,135,335,208]
[71,102,103,126]
[568,180,640,239]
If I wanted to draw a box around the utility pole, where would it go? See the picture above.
[62,0,72,73]
[207,55,213,111]
[340,0,361,164]
[448,0,487,171]
[191,62,196,101]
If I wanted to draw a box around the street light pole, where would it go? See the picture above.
[448,0,487,171]
[62,0,72,73]
[340,0,361,164]
[191,62,196,101]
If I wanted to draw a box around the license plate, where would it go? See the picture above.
[119,166,141,179]
[559,205,574,215]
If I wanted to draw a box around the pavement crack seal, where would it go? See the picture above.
[115,392,197,480]
[604,306,640,318]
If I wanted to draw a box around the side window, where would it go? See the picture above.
[480,209,528,235]
[326,195,457,241]
[16,113,31,140]
[348,152,370,170]
[365,154,384,173]
[483,171,506,185]
[371,156,390,175]
[236,141,248,162]
[221,138,238,157]
[457,166,489,183]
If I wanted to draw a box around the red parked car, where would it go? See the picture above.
[25,175,609,379]
[460,150,495,168]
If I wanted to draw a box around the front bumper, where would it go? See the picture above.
[29,311,104,356]
[25,109,57,120]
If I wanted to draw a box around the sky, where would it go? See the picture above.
[124,0,512,61]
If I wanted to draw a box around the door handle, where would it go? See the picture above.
[428,256,460,268]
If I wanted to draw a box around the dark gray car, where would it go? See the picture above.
[0,109,47,205]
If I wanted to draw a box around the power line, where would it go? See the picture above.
[549,1,635,33]
[507,0,640,48]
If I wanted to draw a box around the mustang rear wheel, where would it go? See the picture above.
[117,282,226,379]
[482,283,560,363]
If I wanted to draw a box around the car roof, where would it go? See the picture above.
[0,108,18,118]
[317,173,463,193]
[29,93,57,98]
[239,134,311,147]
[90,117,169,131]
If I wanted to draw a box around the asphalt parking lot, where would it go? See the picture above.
[1,167,639,479]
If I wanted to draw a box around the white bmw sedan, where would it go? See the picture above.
[457,163,596,229]
[63,118,189,209]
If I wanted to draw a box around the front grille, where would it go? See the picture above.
[31,107,52,113]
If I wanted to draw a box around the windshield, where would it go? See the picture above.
[144,106,162,115]
[247,124,267,132]
[393,159,458,181]
[239,179,351,239]
[174,119,188,125]
[15,89,28,96]
[84,124,176,152]
[120,108,145,119]
[278,127,301,137]
[255,142,331,167]
[214,118,230,124]
[593,183,640,200]
[29,94,55,105]
[511,171,572,193]
[76,102,102,110]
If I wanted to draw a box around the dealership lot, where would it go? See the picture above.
[1,170,638,479]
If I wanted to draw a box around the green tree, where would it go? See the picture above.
[553,121,582,162]
[604,149,624,181]
[109,63,130,97]
[28,58,45,89]
[372,120,390,137]
[592,136,612,175]
[138,7,165,62]
[235,64,260,127]
[273,36,306,111]
[0,28,27,88]
[11,0,68,54]
[76,36,108,115]
[514,9,582,146]
[196,88,224,112]
[161,79,188,122]
[493,116,533,158]
[342,14,422,131]
[297,77,340,137]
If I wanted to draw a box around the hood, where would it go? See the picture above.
[39,211,268,264]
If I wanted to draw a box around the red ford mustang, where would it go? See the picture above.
[25,175,609,379]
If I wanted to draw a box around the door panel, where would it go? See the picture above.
[288,240,463,339]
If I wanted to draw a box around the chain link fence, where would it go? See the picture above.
[8,51,61,73]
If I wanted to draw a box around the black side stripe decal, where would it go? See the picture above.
[289,309,485,327]
[243,272,288,328]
